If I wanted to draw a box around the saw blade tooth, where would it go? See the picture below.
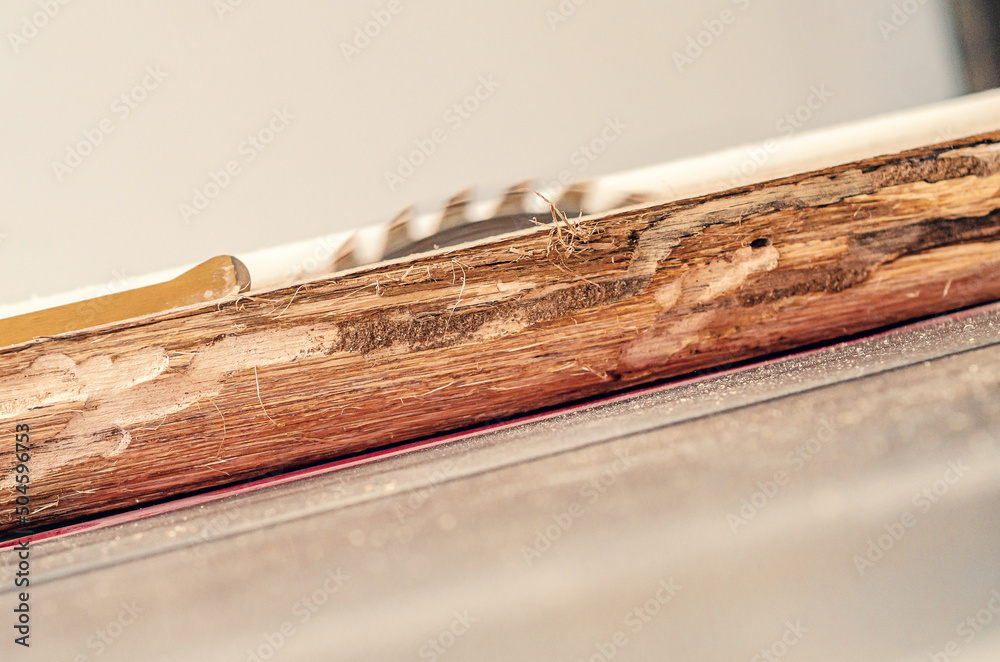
[438,188,473,231]
[491,180,534,217]
[555,182,591,217]
[383,206,415,259]
[332,233,362,272]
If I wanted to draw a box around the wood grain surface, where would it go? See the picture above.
[3,132,1000,538]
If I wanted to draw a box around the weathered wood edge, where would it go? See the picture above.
[3,131,1000,537]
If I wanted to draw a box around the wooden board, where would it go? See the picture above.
[4,132,1000,538]
[7,301,1000,661]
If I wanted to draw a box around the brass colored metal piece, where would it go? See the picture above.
[0,256,250,349]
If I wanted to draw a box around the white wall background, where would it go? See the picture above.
[0,0,964,308]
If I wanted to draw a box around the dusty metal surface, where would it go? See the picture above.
[3,304,1000,660]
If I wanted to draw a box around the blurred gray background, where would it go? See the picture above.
[0,0,973,306]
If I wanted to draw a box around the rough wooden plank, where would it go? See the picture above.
[3,132,1000,538]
